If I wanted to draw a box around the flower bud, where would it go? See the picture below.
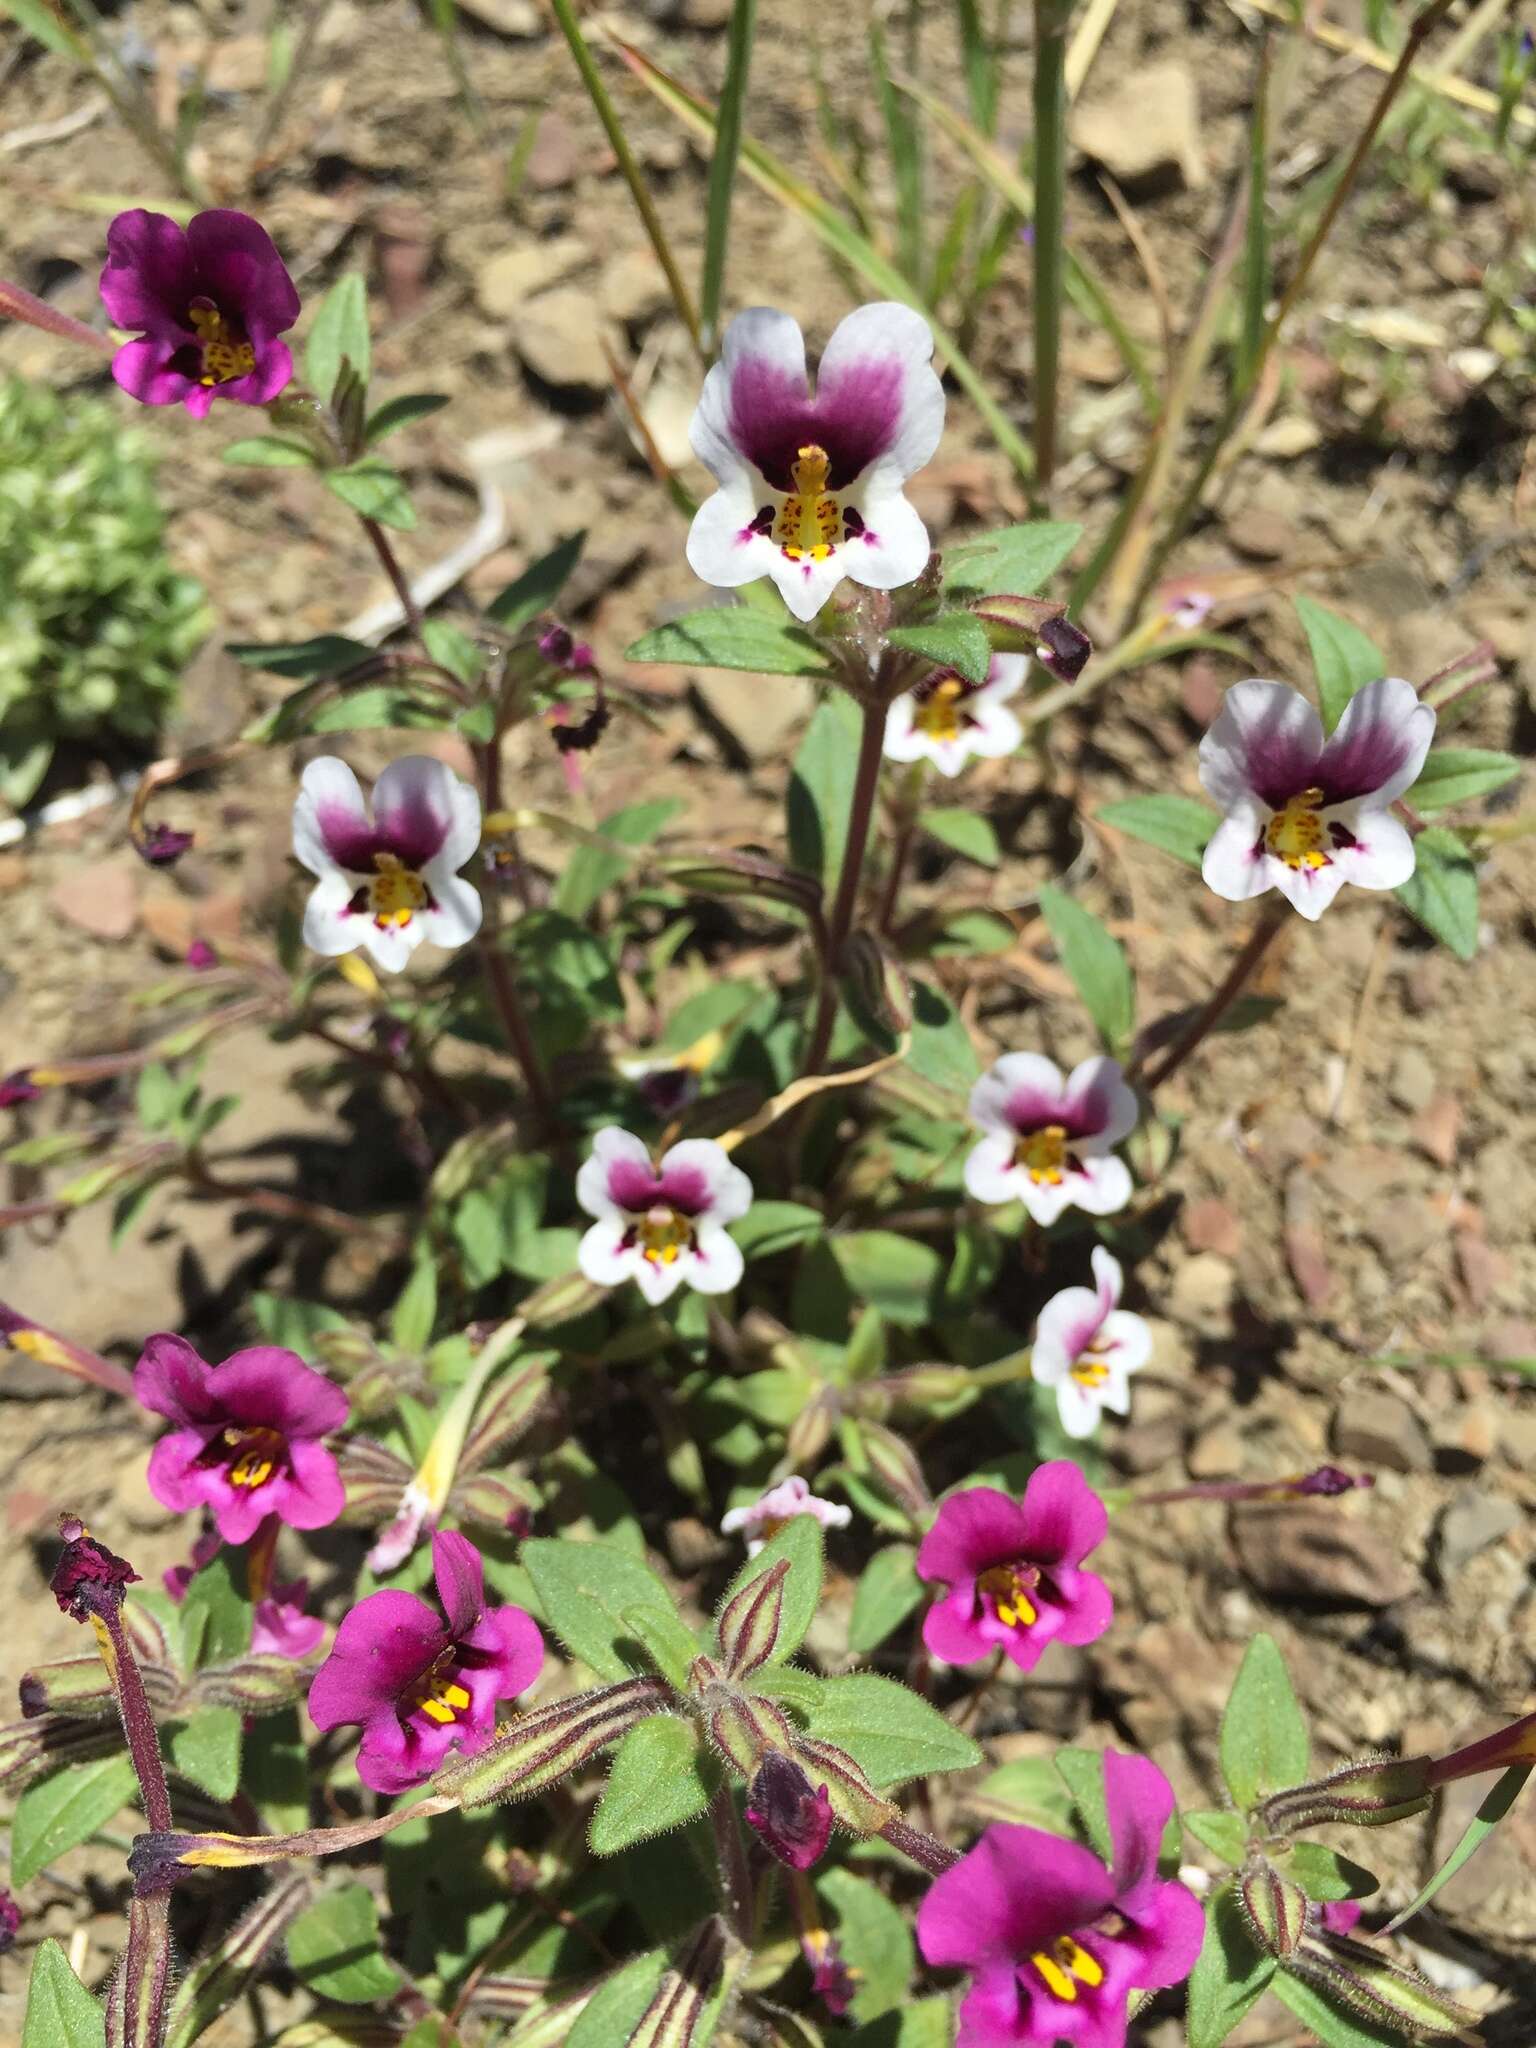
[460,1357,551,1472]
[0,1712,121,1790]
[1288,1931,1479,2038]
[518,1266,609,1330]
[1239,1863,1308,1960]
[785,1398,835,1470]
[840,931,912,1047]
[51,1517,139,1622]
[746,1754,832,1870]
[628,1918,733,2048]
[19,1654,116,1719]
[1255,1755,1433,1836]
[1035,613,1092,682]
[705,1689,798,1778]
[432,1677,670,1809]
[716,1558,789,1681]
[859,1422,932,1520]
[792,1735,898,1836]
[197,1655,311,1715]
[880,1364,974,1408]
[662,853,825,920]
[454,1471,540,1533]
[165,1869,312,2044]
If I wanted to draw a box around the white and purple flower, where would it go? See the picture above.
[1031,1247,1151,1440]
[292,755,483,974]
[576,1128,752,1306]
[964,1054,1138,1229]
[687,303,945,623]
[721,1475,853,1556]
[884,653,1026,777]
[1199,676,1435,921]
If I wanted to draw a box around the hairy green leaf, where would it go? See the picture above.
[1037,884,1135,1053]
[1220,1634,1309,1812]
[589,1715,715,1855]
[1293,596,1383,733]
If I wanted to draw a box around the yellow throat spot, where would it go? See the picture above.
[8,1327,73,1369]
[369,852,429,930]
[1265,786,1331,871]
[188,302,256,387]
[636,1207,694,1268]
[1015,1124,1068,1186]
[1031,1936,1105,2003]
[774,443,843,561]
[977,1563,1040,1630]
[1072,1345,1112,1389]
[914,676,966,742]
[414,1675,472,1726]
[225,1425,284,1489]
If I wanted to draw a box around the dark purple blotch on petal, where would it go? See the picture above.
[0,1071,41,1108]
[728,353,902,492]
[607,1158,712,1217]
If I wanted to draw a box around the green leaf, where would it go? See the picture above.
[180,1547,253,1669]
[523,1538,681,1682]
[1054,1748,1113,1864]
[1409,747,1522,812]
[486,530,587,631]
[729,1201,826,1259]
[716,1514,824,1666]
[831,1232,943,1327]
[1184,1884,1276,2048]
[304,274,372,405]
[365,393,450,444]
[944,521,1083,596]
[10,1755,140,1885]
[818,1866,913,2021]
[167,1706,242,1802]
[227,634,373,680]
[0,0,89,60]
[287,1883,402,2003]
[887,614,993,687]
[390,1243,438,1353]
[968,1755,1077,1833]
[1219,1634,1309,1813]
[1183,1809,1248,1865]
[1097,793,1217,868]
[1271,1968,1408,2047]
[0,729,53,809]
[659,979,760,1053]
[567,1951,669,2048]
[788,691,862,888]
[21,1940,105,2048]
[802,1672,982,1786]
[627,607,831,677]
[848,1544,924,1654]
[420,619,485,685]
[1278,1842,1379,1904]
[245,1706,309,1833]
[554,797,684,920]
[906,978,980,1098]
[1395,825,1479,961]
[921,807,999,867]
[846,1999,954,2048]
[1381,1761,1530,1933]
[1294,595,1384,733]
[326,462,416,531]
[1037,884,1135,1054]
[221,436,317,467]
[589,1715,715,1855]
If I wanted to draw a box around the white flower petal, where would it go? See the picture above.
[293,757,367,878]
[686,476,780,592]
[1064,1055,1138,1152]
[1324,676,1435,804]
[981,653,1028,705]
[659,1139,754,1226]
[1096,1366,1134,1418]
[1199,680,1323,810]
[962,1135,1020,1205]
[688,1221,744,1295]
[1202,801,1275,905]
[1328,804,1419,893]
[576,1127,653,1221]
[301,873,359,955]
[1089,1244,1124,1311]
[765,544,848,624]
[956,696,1023,762]
[883,695,927,765]
[359,916,424,975]
[577,1217,636,1288]
[632,1253,685,1306]
[1268,854,1350,921]
[1031,1284,1103,1384]
[816,301,945,480]
[1099,1308,1152,1375]
[418,868,483,952]
[1018,1177,1076,1229]
[1054,1375,1103,1439]
[967,1053,1067,1137]
[692,307,808,482]
[841,475,932,593]
[1070,1154,1133,1217]
[371,755,457,863]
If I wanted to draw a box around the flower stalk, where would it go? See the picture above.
[803,696,888,1077]
[1134,898,1289,1094]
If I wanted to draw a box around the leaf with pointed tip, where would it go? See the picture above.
[22,1940,106,2048]
[589,1717,717,1856]
[716,1514,824,1668]
[1220,1634,1310,1813]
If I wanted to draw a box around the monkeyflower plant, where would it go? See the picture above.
[1,178,1527,2048]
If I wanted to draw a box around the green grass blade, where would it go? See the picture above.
[608,33,1037,487]
[1031,0,1072,488]
[424,0,486,138]
[699,0,758,358]
[956,0,1000,135]
[870,18,925,289]
[1382,1765,1532,1933]
[0,0,89,60]
[1236,33,1271,390]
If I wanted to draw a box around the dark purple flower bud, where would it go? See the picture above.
[550,702,611,754]
[538,623,595,674]
[0,1071,40,1108]
[1295,1464,1372,1497]
[51,1516,139,1621]
[803,1929,859,2018]
[135,822,194,867]
[1036,613,1092,683]
[185,939,218,970]
[0,1887,19,1955]
[745,1752,833,1870]
[636,1065,700,1118]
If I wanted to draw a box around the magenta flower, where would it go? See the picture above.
[963,1054,1137,1228]
[917,1751,1203,2048]
[0,1886,19,1955]
[916,1465,1112,1673]
[1199,677,1435,921]
[307,1530,543,1794]
[252,1582,325,1661]
[134,1335,348,1545]
[100,209,299,418]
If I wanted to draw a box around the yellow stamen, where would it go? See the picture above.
[1015,1124,1068,1186]
[977,1563,1039,1630]
[773,444,843,561]
[369,852,430,930]
[188,302,256,387]
[1265,786,1331,871]
[1031,1936,1104,2002]
[914,676,966,742]
[1072,1355,1111,1389]
[223,1425,284,1489]
[416,1676,472,1725]
[8,1328,73,1370]
[635,1208,694,1267]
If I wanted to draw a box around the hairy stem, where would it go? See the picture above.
[1134,898,1289,1094]
[879,1813,962,1876]
[803,697,888,1077]
[360,517,426,640]
[707,1782,755,1944]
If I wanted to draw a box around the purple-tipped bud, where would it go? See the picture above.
[18,1655,116,1719]
[716,1558,789,1680]
[1295,1465,1372,1497]
[184,939,219,970]
[538,623,595,672]
[550,702,611,755]
[430,1676,671,1808]
[135,822,195,868]
[1255,1754,1433,1836]
[0,1071,41,1108]
[1036,614,1092,683]
[746,1753,833,1870]
[637,1065,701,1118]
[860,1421,933,1520]
[1289,1928,1479,2038]
[1239,1863,1308,1960]
[0,1887,18,1953]
[51,1516,139,1621]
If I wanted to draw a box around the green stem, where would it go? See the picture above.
[803,697,888,1077]
[875,762,926,936]
[360,517,425,640]
[548,0,703,362]
[1030,0,1070,494]
[699,0,758,357]
[477,734,557,1128]
[1134,898,1289,1094]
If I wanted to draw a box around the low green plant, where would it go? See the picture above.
[0,377,211,808]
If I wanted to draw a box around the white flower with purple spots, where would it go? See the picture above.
[720,1475,852,1557]
[1199,676,1435,922]
[686,303,945,624]
[576,1128,752,1307]
[293,756,483,973]
[1031,1247,1151,1439]
[964,1053,1138,1229]
[884,652,1026,777]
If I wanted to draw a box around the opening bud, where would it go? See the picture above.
[1239,1862,1308,1960]
[51,1517,139,1622]
[1254,1755,1433,1837]
[746,1753,833,1871]
[1288,1928,1480,2039]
